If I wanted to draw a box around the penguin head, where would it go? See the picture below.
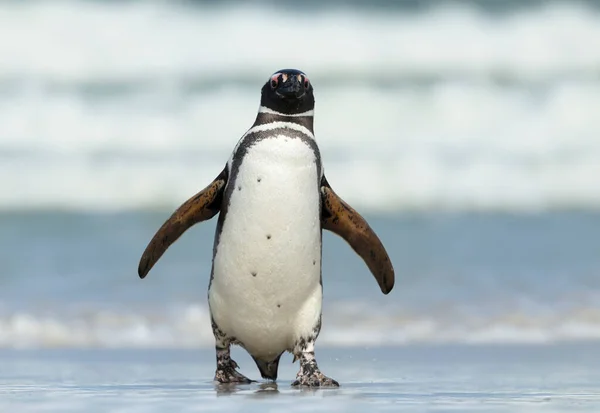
[260,69,314,115]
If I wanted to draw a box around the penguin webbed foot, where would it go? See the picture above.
[214,346,254,384]
[292,371,339,387]
[291,351,339,388]
[214,358,254,384]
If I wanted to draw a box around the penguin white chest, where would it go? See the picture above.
[208,135,322,358]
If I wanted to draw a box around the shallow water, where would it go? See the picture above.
[2,345,600,412]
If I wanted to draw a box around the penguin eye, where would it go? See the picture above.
[303,77,310,89]
[270,76,278,89]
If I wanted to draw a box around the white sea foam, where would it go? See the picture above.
[1,2,599,81]
[2,303,600,349]
[1,2,599,212]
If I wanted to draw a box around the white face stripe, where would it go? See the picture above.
[243,121,314,140]
[227,121,316,173]
[258,106,315,117]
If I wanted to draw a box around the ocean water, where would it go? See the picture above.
[2,211,600,349]
[1,0,600,411]
[1,0,599,212]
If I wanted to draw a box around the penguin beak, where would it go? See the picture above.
[276,75,304,99]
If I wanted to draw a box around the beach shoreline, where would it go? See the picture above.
[2,343,599,412]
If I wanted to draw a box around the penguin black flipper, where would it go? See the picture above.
[320,177,395,294]
[138,167,228,279]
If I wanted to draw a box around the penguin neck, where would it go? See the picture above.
[254,107,314,133]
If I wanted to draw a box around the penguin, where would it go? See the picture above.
[137,69,395,387]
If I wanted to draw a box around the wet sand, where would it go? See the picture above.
[1,344,599,412]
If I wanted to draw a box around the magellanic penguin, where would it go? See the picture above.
[137,69,395,387]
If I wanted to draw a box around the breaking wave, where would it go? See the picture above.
[1,1,600,213]
[2,303,600,349]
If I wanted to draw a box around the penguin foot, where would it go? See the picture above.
[291,351,339,388]
[292,371,339,387]
[214,346,254,384]
[214,358,254,384]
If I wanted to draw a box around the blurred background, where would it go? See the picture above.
[0,0,599,349]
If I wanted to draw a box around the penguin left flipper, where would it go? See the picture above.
[137,167,228,279]
[320,177,395,294]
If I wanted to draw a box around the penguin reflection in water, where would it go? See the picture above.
[138,69,395,387]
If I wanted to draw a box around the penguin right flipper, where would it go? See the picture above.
[320,177,395,294]
[137,167,228,279]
